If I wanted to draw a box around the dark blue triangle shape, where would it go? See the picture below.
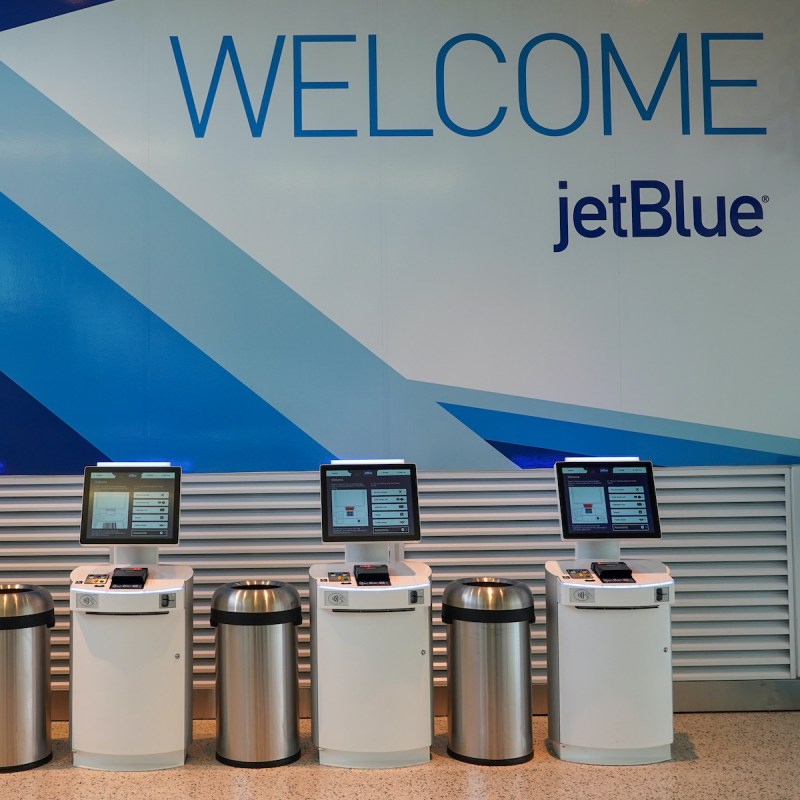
[486,440,584,469]
[0,1,114,32]
[0,369,109,474]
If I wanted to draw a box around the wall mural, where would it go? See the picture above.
[0,0,798,473]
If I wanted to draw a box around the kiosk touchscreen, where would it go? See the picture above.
[320,462,421,544]
[320,462,421,580]
[546,458,674,765]
[79,466,181,546]
[555,460,660,553]
[311,462,432,768]
[70,464,193,771]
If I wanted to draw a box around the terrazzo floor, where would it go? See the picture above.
[2,713,798,800]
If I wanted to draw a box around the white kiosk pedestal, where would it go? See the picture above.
[70,563,193,770]
[309,560,432,768]
[545,558,674,765]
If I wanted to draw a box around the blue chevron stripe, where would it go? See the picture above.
[0,0,113,32]
[0,191,333,472]
[439,402,800,467]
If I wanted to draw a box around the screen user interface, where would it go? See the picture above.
[320,464,421,542]
[555,461,661,539]
[80,467,181,544]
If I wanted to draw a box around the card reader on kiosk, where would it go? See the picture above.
[591,561,634,583]
[310,462,433,769]
[109,567,149,589]
[354,564,391,586]
[545,459,674,766]
[70,464,193,771]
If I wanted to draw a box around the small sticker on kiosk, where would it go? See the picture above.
[327,571,351,583]
[84,574,109,586]
[566,569,594,580]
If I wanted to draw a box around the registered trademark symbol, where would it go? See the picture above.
[762,195,770,202]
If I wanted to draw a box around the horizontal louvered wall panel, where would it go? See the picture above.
[0,466,793,689]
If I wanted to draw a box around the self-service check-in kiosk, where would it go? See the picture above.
[546,459,674,765]
[70,465,192,771]
[310,463,432,768]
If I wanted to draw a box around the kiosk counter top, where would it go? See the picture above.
[69,564,193,614]
[309,561,431,612]
[545,559,673,607]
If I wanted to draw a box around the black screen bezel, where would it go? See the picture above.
[79,466,182,545]
[554,460,661,540]
[320,463,421,543]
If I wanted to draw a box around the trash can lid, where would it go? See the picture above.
[442,577,533,612]
[0,584,54,618]
[211,580,300,616]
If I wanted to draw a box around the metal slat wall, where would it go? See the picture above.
[655,468,794,681]
[0,466,793,698]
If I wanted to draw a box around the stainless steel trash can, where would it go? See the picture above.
[0,584,55,772]
[442,577,535,765]
[211,581,302,767]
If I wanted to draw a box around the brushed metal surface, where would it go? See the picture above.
[215,624,299,763]
[447,619,532,761]
[0,586,53,770]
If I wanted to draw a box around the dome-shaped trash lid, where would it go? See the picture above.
[211,580,301,627]
[0,584,55,630]
[442,577,534,624]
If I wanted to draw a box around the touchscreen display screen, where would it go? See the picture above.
[320,463,421,542]
[555,460,661,540]
[79,466,181,545]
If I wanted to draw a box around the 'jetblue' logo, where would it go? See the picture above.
[554,179,766,252]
